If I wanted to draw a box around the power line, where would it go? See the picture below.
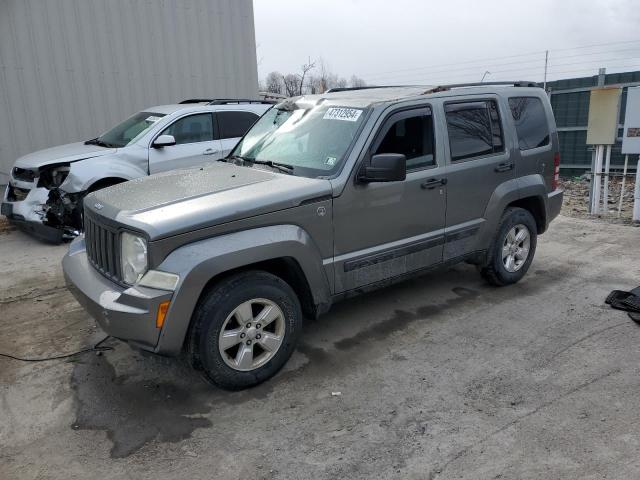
[374,60,640,86]
[365,52,640,84]
[360,39,640,82]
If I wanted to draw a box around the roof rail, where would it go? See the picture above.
[425,81,540,94]
[179,99,215,104]
[179,98,276,105]
[208,98,276,105]
[325,85,413,93]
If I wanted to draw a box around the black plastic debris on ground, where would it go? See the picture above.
[606,286,640,323]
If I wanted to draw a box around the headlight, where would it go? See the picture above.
[120,232,148,284]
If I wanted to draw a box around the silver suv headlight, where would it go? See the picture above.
[121,232,148,284]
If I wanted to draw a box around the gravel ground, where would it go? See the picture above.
[0,214,639,480]
[561,176,637,224]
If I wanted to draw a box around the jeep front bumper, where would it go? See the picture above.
[63,236,173,352]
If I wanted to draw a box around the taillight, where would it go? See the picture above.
[552,152,560,190]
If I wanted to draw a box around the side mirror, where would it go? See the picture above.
[152,134,176,148]
[358,153,406,183]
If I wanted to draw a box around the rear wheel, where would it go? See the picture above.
[480,207,537,286]
[188,271,302,390]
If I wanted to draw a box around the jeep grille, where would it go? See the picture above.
[84,214,121,282]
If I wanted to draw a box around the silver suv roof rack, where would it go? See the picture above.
[425,81,540,93]
[179,98,276,105]
[325,86,413,93]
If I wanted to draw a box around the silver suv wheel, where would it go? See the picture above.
[502,224,531,273]
[218,298,285,372]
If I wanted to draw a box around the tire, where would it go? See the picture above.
[479,207,537,286]
[188,271,303,390]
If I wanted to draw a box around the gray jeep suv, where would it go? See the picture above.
[63,83,563,390]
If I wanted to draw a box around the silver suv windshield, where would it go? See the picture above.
[230,104,368,177]
[92,111,166,148]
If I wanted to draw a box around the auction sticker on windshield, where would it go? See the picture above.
[323,107,363,122]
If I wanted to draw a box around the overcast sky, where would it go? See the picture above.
[253,0,640,85]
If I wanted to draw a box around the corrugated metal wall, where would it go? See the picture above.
[0,0,259,184]
[547,70,640,173]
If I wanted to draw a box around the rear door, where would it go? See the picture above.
[507,95,554,188]
[215,110,261,157]
[148,113,222,173]
[441,97,515,260]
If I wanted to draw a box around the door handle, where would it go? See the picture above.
[421,178,447,189]
[494,162,514,172]
[203,148,219,156]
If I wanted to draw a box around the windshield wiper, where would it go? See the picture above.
[223,155,294,174]
[222,155,247,164]
[84,137,117,148]
[250,159,294,175]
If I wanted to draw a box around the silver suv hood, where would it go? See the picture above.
[88,162,332,240]
[14,142,117,170]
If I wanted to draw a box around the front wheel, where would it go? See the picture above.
[188,271,302,390]
[480,207,537,286]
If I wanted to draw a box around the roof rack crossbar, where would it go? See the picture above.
[425,81,540,93]
[208,98,276,105]
[178,98,276,105]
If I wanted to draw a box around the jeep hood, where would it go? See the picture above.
[14,142,117,170]
[88,162,332,240]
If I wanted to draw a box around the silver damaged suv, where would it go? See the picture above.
[63,83,564,390]
[2,99,273,242]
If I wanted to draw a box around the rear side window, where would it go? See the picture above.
[375,112,435,170]
[445,100,504,161]
[508,97,550,150]
[217,111,259,139]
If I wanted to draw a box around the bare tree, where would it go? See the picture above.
[334,76,348,89]
[349,75,367,88]
[265,71,284,94]
[262,58,366,96]
[298,57,316,95]
[282,73,300,97]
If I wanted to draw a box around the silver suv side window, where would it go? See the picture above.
[217,111,259,139]
[445,100,504,161]
[374,113,435,170]
[161,113,214,145]
[508,97,550,150]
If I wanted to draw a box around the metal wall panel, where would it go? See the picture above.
[0,0,259,183]
[547,70,640,172]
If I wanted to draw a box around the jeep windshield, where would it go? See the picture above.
[229,104,368,177]
[87,111,166,148]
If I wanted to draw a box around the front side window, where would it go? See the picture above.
[445,100,504,161]
[508,97,550,150]
[218,111,259,139]
[231,104,368,178]
[161,113,214,145]
[375,112,435,170]
[98,111,166,148]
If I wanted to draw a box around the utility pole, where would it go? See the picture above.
[543,50,549,91]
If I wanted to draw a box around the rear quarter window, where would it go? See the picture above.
[217,111,259,139]
[508,97,550,150]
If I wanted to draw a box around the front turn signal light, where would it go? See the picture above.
[156,300,170,329]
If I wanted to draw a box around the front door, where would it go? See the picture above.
[149,113,222,173]
[441,97,516,260]
[332,106,447,293]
